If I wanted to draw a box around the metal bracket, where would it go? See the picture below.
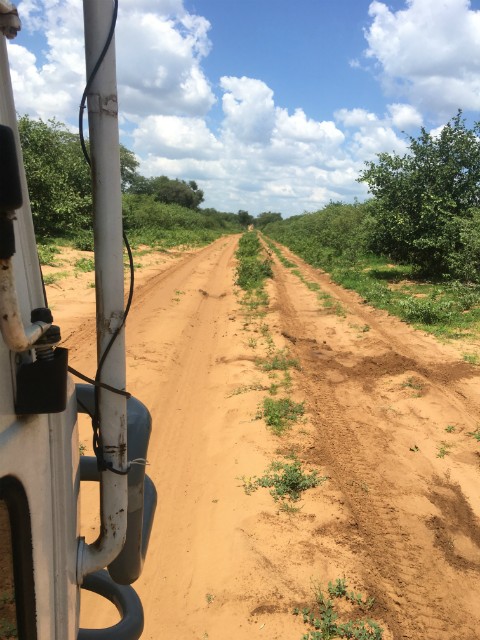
[0,3,20,39]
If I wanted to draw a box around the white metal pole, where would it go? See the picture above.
[78,0,128,580]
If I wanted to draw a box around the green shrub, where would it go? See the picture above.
[71,229,94,251]
[37,243,58,266]
[75,257,95,272]
[262,397,304,434]
[243,458,324,503]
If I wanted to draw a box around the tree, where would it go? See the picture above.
[128,174,204,209]
[200,208,243,229]
[358,111,480,279]
[19,115,92,237]
[119,144,139,192]
[237,209,254,228]
[19,115,143,236]
[255,211,283,229]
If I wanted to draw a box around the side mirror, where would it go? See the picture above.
[0,124,22,212]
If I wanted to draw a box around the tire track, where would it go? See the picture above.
[270,254,480,640]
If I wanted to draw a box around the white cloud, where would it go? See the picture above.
[334,107,409,160]
[364,0,480,114]
[133,115,222,159]
[335,108,378,128]
[10,0,214,121]
[275,108,344,145]
[116,9,214,117]
[351,125,407,158]
[387,103,423,130]
[7,1,434,217]
[8,44,75,119]
[220,76,276,144]
[131,75,359,214]
[119,0,185,16]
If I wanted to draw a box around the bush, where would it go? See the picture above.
[359,112,480,281]
[70,229,94,251]
[397,297,458,325]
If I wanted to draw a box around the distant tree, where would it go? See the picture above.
[255,211,283,229]
[128,174,155,196]
[237,209,254,228]
[128,174,204,209]
[358,111,480,279]
[201,207,242,229]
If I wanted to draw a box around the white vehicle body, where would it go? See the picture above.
[0,3,155,638]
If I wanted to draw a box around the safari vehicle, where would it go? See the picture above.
[0,2,156,638]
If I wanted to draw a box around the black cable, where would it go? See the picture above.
[68,366,131,398]
[76,0,134,474]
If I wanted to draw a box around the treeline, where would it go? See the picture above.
[264,112,480,284]
[18,115,242,245]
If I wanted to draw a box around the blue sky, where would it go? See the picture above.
[7,0,480,216]
[185,0,385,124]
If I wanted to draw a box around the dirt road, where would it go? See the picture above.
[59,234,480,639]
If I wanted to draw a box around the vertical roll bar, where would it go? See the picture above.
[77,0,128,581]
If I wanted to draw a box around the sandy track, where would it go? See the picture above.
[69,235,480,639]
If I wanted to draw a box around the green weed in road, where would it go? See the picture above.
[240,457,325,503]
[293,577,383,640]
[260,397,304,434]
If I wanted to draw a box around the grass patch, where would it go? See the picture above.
[235,232,273,318]
[401,376,424,393]
[228,383,267,397]
[293,577,382,640]
[43,271,69,285]
[436,441,452,458]
[37,243,59,266]
[467,427,480,442]
[264,222,480,341]
[0,619,17,639]
[240,457,326,503]
[462,352,480,365]
[319,292,346,316]
[74,257,95,272]
[235,231,273,291]
[259,348,299,372]
[260,397,305,434]
[321,267,480,339]
[281,257,346,316]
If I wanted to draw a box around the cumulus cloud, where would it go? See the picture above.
[133,76,356,214]
[133,115,222,159]
[387,103,423,130]
[8,44,76,120]
[7,0,437,216]
[364,0,480,114]
[334,107,410,160]
[220,76,276,144]
[335,108,379,128]
[275,108,344,145]
[10,0,214,121]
